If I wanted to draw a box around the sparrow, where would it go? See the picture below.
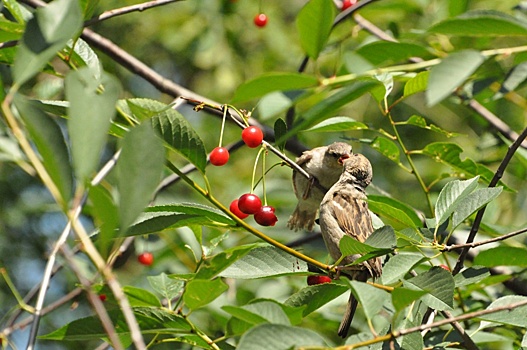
[318,153,382,338]
[287,142,353,232]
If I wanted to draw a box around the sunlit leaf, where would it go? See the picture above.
[183,278,228,310]
[285,283,347,316]
[403,71,429,97]
[303,116,368,133]
[429,10,527,36]
[474,247,527,267]
[435,176,479,227]
[404,267,455,310]
[296,0,335,59]
[237,324,326,350]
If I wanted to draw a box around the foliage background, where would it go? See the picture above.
[1,0,527,349]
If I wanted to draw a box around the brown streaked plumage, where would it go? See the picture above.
[319,153,382,338]
[287,142,353,232]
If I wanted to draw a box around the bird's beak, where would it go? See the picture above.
[338,154,350,165]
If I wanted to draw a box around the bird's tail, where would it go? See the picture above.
[338,271,368,338]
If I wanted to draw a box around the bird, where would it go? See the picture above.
[287,142,353,232]
[318,153,382,338]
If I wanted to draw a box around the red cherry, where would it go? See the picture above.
[99,294,107,302]
[439,264,450,271]
[254,13,268,27]
[138,252,154,266]
[229,199,249,219]
[254,205,278,226]
[210,147,229,166]
[238,193,262,214]
[241,126,264,148]
[307,275,332,285]
[341,0,357,10]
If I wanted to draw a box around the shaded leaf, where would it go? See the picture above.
[451,187,502,227]
[397,317,424,350]
[284,283,348,317]
[474,246,527,267]
[117,123,165,232]
[382,253,424,285]
[480,296,527,327]
[13,0,82,86]
[421,142,501,186]
[453,266,490,287]
[88,184,118,259]
[435,176,479,227]
[13,95,72,207]
[66,67,120,182]
[356,41,431,66]
[220,245,308,279]
[123,286,161,307]
[237,324,326,350]
[183,278,228,310]
[296,0,335,59]
[426,50,485,106]
[39,307,190,341]
[495,62,527,99]
[303,116,368,133]
[148,273,184,302]
[352,280,390,320]
[405,267,455,311]
[368,195,422,228]
[429,10,527,36]
[232,73,318,103]
[273,118,287,151]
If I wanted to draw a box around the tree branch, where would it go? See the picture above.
[84,0,182,26]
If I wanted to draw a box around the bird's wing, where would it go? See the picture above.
[332,191,373,243]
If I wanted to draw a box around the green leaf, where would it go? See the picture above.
[66,67,120,182]
[3,0,29,24]
[303,116,368,133]
[495,62,527,99]
[237,324,327,350]
[404,267,455,311]
[474,247,527,267]
[392,287,428,312]
[339,226,395,266]
[284,283,348,316]
[429,10,527,36]
[0,16,24,42]
[421,142,501,186]
[117,122,165,232]
[397,318,424,350]
[368,195,422,228]
[351,280,390,320]
[88,184,118,259]
[426,50,485,106]
[382,253,424,285]
[278,80,381,143]
[480,296,527,327]
[403,71,429,97]
[435,176,479,227]
[196,244,260,280]
[65,38,101,77]
[39,307,190,342]
[296,0,335,59]
[370,136,401,164]
[118,99,207,173]
[223,300,291,326]
[220,245,309,279]
[147,273,184,302]
[231,73,318,103]
[123,286,161,307]
[146,203,236,226]
[399,115,459,138]
[13,95,72,207]
[453,266,490,287]
[356,42,431,66]
[451,187,502,228]
[126,212,203,236]
[183,278,228,310]
[13,0,82,86]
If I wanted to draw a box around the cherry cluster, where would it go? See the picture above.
[230,194,278,226]
[210,126,264,166]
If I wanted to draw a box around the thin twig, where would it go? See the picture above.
[452,126,527,275]
[444,227,527,252]
[84,0,182,26]
[336,298,527,349]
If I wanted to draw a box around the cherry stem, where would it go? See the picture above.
[251,147,265,194]
[218,105,228,147]
[261,147,267,206]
